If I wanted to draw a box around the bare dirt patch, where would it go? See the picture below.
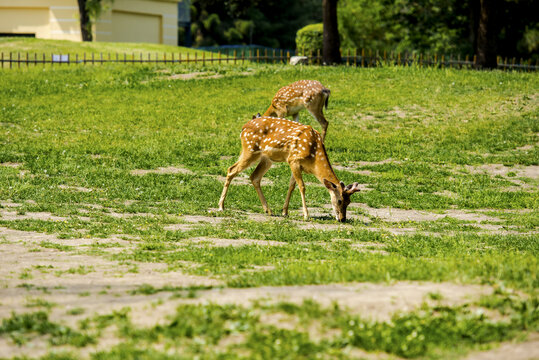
[164,70,256,81]
[163,214,226,231]
[355,204,504,224]
[463,164,539,180]
[351,241,389,254]
[333,164,374,177]
[185,237,286,247]
[166,72,223,80]
[213,173,274,186]
[58,184,93,192]
[463,332,539,360]
[0,227,222,324]
[0,210,69,222]
[130,166,194,176]
[0,162,22,168]
[192,282,492,322]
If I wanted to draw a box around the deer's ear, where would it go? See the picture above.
[323,179,337,190]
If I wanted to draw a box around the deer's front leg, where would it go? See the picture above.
[250,157,273,215]
[282,175,296,217]
[290,163,309,220]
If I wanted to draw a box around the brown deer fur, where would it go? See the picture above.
[218,116,360,221]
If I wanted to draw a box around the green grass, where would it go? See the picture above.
[0,38,209,61]
[0,38,538,359]
[5,294,537,360]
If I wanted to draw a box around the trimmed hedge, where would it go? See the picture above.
[296,23,323,56]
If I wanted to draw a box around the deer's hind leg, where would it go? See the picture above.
[250,156,273,215]
[289,161,309,220]
[282,175,296,217]
[218,151,260,211]
[307,108,328,142]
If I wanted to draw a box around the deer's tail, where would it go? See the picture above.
[322,88,331,110]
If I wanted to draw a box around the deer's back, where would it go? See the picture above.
[272,80,327,109]
[241,116,322,163]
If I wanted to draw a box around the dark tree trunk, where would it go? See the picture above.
[322,0,341,65]
[78,0,93,41]
[476,0,497,69]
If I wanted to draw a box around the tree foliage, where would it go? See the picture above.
[189,0,322,48]
[338,0,538,59]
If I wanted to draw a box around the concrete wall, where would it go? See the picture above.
[0,0,179,45]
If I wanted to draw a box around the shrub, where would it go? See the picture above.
[296,23,323,56]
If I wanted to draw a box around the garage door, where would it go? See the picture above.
[111,11,161,44]
[0,8,49,37]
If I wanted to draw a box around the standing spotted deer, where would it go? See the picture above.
[263,80,331,141]
[218,116,361,222]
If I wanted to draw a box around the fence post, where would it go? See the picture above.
[202,51,205,66]
[194,52,197,64]
[256,49,259,64]
[1,52,3,69]
[287,51,290,64]
[354,49,357,66]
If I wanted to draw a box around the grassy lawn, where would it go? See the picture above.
[0,39,538,359]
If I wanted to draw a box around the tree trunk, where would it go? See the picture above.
[322,0,341,65]
[78,0,93,41]
[476,0,497,69]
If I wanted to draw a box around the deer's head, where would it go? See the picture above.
[323,180,361,222]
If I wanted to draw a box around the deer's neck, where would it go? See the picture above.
[313,145,340,185]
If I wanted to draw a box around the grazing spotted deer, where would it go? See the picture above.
[218,116,361,222]
[263,80,331,141]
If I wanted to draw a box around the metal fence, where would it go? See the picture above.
[1,50,537,71]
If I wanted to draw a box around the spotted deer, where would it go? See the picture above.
[218,116,361,222]
[263,80,331,141]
